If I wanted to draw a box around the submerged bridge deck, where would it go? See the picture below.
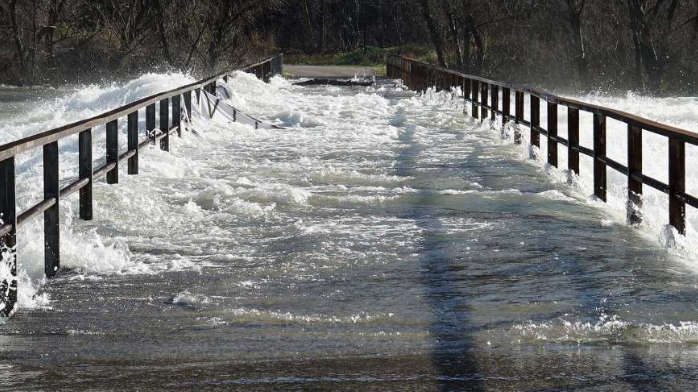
[1,75,697,390]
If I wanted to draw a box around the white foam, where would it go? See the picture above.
[478,91,698,264]
[512,315,698,345]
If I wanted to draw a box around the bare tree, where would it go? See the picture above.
[420,0,448,67]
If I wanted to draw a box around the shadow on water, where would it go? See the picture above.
[390,101,669,390]
[393,120,484,391]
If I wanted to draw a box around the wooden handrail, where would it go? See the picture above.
[0,55,284,318]
[387,55,698,145]
[387,54,692,239]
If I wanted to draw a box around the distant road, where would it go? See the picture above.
[284,65,376,78]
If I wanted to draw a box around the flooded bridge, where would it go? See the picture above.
[1,56,698,391]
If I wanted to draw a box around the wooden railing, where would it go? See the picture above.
[388,54,697,238]
[0,55,283,318]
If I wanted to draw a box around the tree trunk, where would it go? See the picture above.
[627,0,663,94]
[419,0,448,67]
[153,0,176,68]
[319,0,326,53]
[565,1,589,89]
[442,0,464,70]
[8,0,27,76]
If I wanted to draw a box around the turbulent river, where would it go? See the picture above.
[1,72,698,390]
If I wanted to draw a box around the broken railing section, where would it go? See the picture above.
[387,54,696,238]
[0,55,284,318]
[201,89,283,130]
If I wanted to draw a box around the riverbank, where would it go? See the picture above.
[283,45,436,77]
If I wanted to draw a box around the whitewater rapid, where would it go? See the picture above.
[0,69,696,316]
[2,70,698,390]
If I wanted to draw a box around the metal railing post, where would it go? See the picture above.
[481,82,489,121]
[530,95,540,148]
[568,108,580,176]
[471,80,479,119]
[593,114,607,201]
[106,120,119,184]
[515,91,524,144]
[160,99,169,151]
[79,129,93,220]
[502,88,510,126]
[0,157,17,318]
[628,125,643,226]
[547,102,558,167]
[491,85,499,122]
[172,95,181,137]
[669,138,686,234]
[146,104,156,144]
[43,141,60,277]
[184,91,192,120]
[127,112,139,174]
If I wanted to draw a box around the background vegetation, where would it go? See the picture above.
[1,0,697,95]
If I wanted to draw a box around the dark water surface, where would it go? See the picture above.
[1,78,698,391]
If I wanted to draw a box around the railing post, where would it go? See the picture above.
[127,112,139,175]
[146,104,156,144]
[491,85,499,122]
[568,108,580,176]
[515,91,524,144]
[160,98,169,151]
[106,120,119,184]
[43,141,60,278]
[547,102,558,167]
[530,95,540,148]
[184,91,192,120]
[593,113,607,201]
[481,82,489,120]
[0,157,17,318]
[669,138,686,234]
[502,88,510,126]
[471,80,479,119]
[628,125,643,226]
[79,129,93,220]
[463,78,471,115]
[172,95,181,137]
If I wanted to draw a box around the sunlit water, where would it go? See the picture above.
[1,73,698,390]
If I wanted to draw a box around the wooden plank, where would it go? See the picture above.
[594,114,607,201]
[669,138,686,234]
[43,141,60,278]
[0,157,17,318]
[628,125,643,226]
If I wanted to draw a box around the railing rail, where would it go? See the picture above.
[387,54,696,238]
[0,55,283,318]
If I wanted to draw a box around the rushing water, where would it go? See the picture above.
[1,73,698,390]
